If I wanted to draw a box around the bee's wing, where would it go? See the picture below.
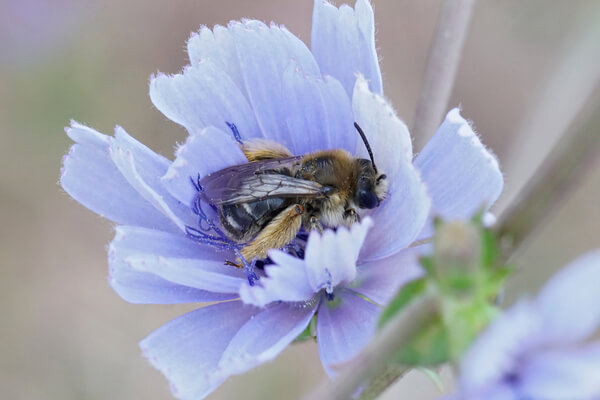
[199,156,325,205]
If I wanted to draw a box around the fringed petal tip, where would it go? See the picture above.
[312,0,381,97]
[445,107,502,171]
[238,252,314,307]
[305,218,374,294]
[415,108,504,239]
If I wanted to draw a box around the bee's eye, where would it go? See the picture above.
[357,189,379,209]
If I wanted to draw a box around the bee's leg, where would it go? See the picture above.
[240,139,293,162]
[306,215,324,234]
[224,260,242,268]
[240,203,304,261]
[343,208,361,225]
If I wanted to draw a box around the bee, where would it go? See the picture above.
[199,122,388,264]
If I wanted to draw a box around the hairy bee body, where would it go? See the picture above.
[199,136,387,263]
[220,197,290,243]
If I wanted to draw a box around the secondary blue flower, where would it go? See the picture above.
[60,0,503,398]
[447,250,600,400]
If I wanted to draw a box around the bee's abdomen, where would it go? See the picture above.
[220,198,288,243]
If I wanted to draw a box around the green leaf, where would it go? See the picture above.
[393,317,450,366]
[379,278,427,328]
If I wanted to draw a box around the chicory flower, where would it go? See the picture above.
[60,0,503,398]
[448,250,600,400]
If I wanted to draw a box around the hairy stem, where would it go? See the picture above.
[305,293,438,400]
[496,97,600,264]
[412,0,476,148]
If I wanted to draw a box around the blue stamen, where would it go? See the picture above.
[189,174,202,192]
[235,249,259,286]
[185,176,260,286]
[323,269,334,300]
[226,122,243,144]
[185,179,243,252]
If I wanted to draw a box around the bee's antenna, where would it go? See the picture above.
[354,122,378,173]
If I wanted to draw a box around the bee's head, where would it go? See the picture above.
[355,159,387,209]
[353,122,387,209]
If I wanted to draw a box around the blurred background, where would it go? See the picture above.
[1,0,599,399]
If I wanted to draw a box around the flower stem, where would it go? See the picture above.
[304,293,438,400]
[412,0,476,148]
[495,97,600,264]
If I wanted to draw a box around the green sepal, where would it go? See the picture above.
[483,265,513,299]
[378,278,427,328]
[480,226,498,269]
[294,314,317,342]
[443,300,500,358]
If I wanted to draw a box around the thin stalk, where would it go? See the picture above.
[412,0,476,148]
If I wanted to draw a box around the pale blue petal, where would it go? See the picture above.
[218,301,318,375]
[61,122,178,232]
[108,226,235,304]
[359,159,430,261]
[454,384,517,400]
[161,126,248,206]
[520,342,600,400]
[311,0,382,97]
[229,20,320,145]
[126,254,246,294]
[282,63,356,154]
[239,251,314,307]
[320,76,359,153]
[352,244,427,305]
[478,385,517,400]
[110,126,197,232]
[459,299,542,394]
[149,60,261,139]
[139,301,259,400]
[316,289,381,376]
[415,108,503,239]
[187,25,249,100]
[352,75,412,178]
[304,218,373,294]
[536,249,600,345]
